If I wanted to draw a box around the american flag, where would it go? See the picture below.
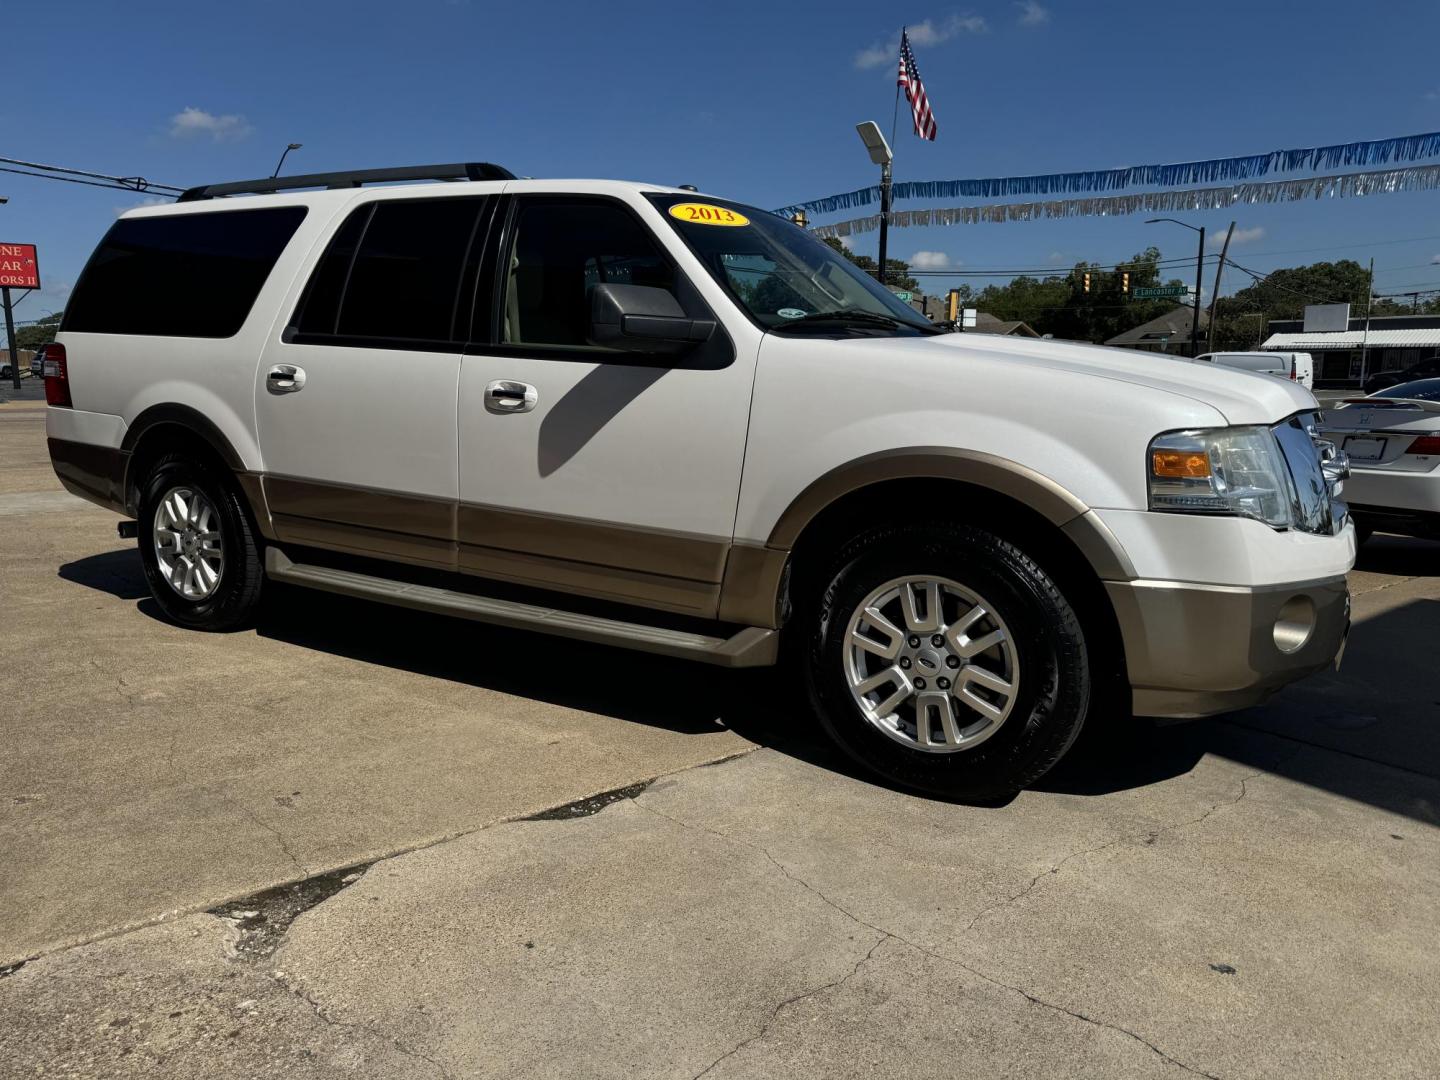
[897,29,937,141]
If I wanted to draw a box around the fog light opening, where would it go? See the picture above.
[1273,596,1316,654]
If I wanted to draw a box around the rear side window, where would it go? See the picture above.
[292,198,485,346]
[64,207,307,337]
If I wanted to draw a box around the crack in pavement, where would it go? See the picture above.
[1350,574,1420,598]
[690,935,889,1080]
[277,975,456,1080]
[634,793,1229,1080]
[217,791,310,879]
[963,758,1293,936]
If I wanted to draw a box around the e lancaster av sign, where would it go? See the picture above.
[0,244,40,289]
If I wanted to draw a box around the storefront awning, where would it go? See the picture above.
[1263,330,1440,350]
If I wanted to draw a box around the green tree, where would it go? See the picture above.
[821,237,920,292]
[968,247,1188,343]
[1209,259,1391,350]
[15,311,62,351]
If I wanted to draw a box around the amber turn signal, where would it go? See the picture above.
[1151,449,1210,479]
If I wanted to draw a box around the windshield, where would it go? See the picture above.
[1373,378,1440,402]
[648,194,937,335]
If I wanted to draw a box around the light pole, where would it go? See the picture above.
[271,143,303,179]
[856,122,894,287]
[1146,218,1206,357]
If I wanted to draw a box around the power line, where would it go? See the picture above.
[0,156,183,196]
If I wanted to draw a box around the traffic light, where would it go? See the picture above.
[1121,270,1130,294]
[1082,271,1091,293]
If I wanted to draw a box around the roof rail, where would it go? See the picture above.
[177,162,516,202]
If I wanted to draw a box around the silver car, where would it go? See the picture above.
[1320,378,1440,543]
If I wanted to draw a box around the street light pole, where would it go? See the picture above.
[0,197,18,393]
[877,160,892,287]
[1146,218,1206,357]
[855,122,895,288]
[271,143,303,179]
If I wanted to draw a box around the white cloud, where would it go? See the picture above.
[1016,1,1050,26]
[113,196,169,217]
[855,14,987,69]
[1209,225,1265,249]
[169,106,253,143]
[909,250,953,269]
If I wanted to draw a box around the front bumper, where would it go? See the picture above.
[1106,576,1350,718]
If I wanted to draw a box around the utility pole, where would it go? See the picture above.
[1206,221,1235,353]
[1359,258,1374,386]
[1191,226,1205,357]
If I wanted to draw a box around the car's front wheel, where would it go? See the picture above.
[137,453,264,630]
[804,521,1091,800]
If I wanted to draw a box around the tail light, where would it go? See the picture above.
[1289,358,1298,381]
[1405,435,1440,457]
[42,342,70,407]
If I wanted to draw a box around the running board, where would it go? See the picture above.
[264,548,778,668]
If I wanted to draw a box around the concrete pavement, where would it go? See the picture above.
[0,402,751,965]
[3,400,1438,1078]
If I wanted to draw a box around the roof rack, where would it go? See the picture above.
[177,162,516,202]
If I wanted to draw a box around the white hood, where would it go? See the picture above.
[923,332,1316,426]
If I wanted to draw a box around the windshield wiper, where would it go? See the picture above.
[772,310,901,331]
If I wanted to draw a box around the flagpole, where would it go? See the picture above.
[880,27,903,289]
[890,26,904,151]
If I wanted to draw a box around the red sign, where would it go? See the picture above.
[0,244,39,289]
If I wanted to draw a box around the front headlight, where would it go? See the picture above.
[1148,427,1291,527]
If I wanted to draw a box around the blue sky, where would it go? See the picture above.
[7,0,1440,324]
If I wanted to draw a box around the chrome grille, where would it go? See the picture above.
[1272,412,1349,536]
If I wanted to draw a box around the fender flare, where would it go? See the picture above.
[118,403,252,517]
[719,447,1135,627]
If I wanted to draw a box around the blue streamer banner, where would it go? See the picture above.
[773,130,1440,219]
[808,163,1440,239]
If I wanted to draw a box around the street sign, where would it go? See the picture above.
[1132,284,1187,300]
[892,290,913,302]
[0,244,39,290]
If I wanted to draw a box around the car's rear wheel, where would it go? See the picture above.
[137,453,264,630]
[804,521,1091,800]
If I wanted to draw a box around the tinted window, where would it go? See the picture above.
[64,207,306,337]
[1377,378,1440,401]
[293,207,369,336]
[292,198,483,344]
[502,200,674,348]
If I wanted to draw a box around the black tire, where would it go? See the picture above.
[803,521,1091,801]
[137,452,264,631]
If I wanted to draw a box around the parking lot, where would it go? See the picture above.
[2,397,1438,1078]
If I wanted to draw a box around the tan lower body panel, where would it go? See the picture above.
[48,438,128,514]
[257,474,740,621]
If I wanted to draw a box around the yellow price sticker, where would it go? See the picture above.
[669,202,750,227]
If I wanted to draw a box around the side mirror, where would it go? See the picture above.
[589,284,715,355]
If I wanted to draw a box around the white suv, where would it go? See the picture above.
[45,163,1355,799]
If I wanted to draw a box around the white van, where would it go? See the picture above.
[1193,351,1314,391]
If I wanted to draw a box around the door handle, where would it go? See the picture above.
[266,364,307,393]
[484,380,537,414]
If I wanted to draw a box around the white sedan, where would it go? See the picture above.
[1320,378,1440,543]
